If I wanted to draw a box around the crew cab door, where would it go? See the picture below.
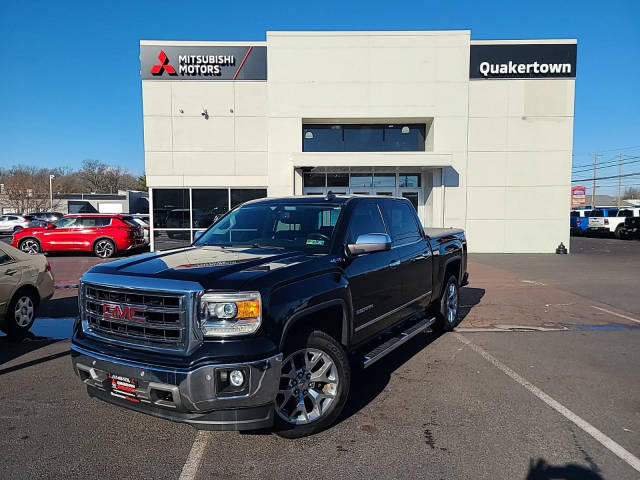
[379,198,433,318]
[343,201,401,341]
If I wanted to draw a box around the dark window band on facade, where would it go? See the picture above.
[302,124,426,152]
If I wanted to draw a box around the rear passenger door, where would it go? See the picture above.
[379,199,432,318]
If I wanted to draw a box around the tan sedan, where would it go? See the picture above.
[0,242,54,337]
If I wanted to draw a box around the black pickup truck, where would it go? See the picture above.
[71,195,467,438]
[622,216,640,239]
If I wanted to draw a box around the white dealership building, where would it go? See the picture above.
[140,30,577,253]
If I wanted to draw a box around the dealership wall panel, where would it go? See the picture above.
[141,32,576,253]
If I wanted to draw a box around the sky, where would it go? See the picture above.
[1,0,639,196]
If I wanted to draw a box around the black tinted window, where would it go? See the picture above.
[79,217,111,227]
[570,211,579,217]
[348,203,386,243]
[618,210,633,217]
[380,200,421,246]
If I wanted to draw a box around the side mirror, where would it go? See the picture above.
[193,230,204,241]
[46,223,56,229]
[346,233,391,256]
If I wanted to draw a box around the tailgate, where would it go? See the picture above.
[589,217,605,227]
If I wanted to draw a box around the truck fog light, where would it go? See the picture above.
[229,369,244,387]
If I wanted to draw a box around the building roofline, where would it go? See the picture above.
[471,39,577,45]
[140,40,266,46]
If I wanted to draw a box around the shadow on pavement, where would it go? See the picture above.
[459,286,485,322]
[526,458,602,479]
[0,336,67,372]
[38,295,79,318]
[337,332,441,425]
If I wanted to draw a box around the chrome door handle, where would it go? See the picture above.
[422,250,431,257]
[389,260,401,268]
[5,269,17,276]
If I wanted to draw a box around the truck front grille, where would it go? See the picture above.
[82,283,187,350]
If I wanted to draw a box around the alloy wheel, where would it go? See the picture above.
[446,283,458,325]
[276,348,339,425]
[20,240,40,254]
[95,240,114,258]
[14,296,34,327]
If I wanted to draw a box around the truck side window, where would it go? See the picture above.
[348,203,386,243]
[380,200,421,246]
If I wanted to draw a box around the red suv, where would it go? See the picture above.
[11,214,146,258]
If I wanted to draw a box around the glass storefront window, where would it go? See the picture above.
[303,172,326,187]
[302,123,426,152]
[231,189,267,208]
[349,174,373,188]
[153,189,190,228]
[398,174,421,188]
[327,173,349,187]
[384,125,426,151]
[153,230,192,251]
[303,125,343,152]
[192,189,228,229]
[373,174,396,187]
[343,125,384,152]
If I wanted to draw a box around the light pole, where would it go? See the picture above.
[49,175,55,210]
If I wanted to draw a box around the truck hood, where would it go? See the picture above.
[87,246,310,289]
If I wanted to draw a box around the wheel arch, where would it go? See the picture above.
[92,236,117,251]
[11,283,41,308]
[279,299,350,351]
[17,236,42,251]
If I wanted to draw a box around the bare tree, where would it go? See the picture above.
[0,166,62,213]
[623,187,640,200]
[78,159,138,193]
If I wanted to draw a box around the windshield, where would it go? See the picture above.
[194,203,342,253]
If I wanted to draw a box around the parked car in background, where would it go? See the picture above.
[587,208,618,236]
[130,215,150,245]
[0,242,54,337]
[588,208,640,238]
[622,216,640,240]
[31,212,65,223]
[11,214,146,258]
[570,209,592,235]
[0,215,30,233]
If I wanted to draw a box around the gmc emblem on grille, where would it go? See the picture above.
[102,304,145,321]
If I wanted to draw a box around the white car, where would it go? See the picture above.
[130,216,150,245]
[0,242,54,337]
[588,208,640,238]
[0,215,30,233]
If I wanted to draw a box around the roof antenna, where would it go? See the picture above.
[325,190,335,201]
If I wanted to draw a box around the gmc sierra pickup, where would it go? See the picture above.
[71,194,468,438]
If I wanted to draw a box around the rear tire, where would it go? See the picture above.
[274,330,351,439]
[615,225,626,240]
[433,275,460,332]
[94,238,116,258]
[18,238,41,254]
[2,289,37,338]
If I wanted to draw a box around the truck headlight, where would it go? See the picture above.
[200,292,261,337]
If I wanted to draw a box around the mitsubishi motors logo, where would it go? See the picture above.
[150,50,176,76]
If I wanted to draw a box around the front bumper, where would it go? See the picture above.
[71,344,282,430]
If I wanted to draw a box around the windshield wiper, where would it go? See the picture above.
[251,243,284,250]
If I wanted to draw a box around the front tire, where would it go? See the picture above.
[274,330,351,438]
[18,238,41,254]
[94,238,116,258]
[2,290,37,338]
[433,275,460,332]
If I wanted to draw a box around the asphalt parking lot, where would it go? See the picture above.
[1,235,640,479]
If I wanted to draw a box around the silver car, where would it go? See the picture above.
[0,215,30,233]
[0,242,54,337]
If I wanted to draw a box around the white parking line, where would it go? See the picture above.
[591,306,640,325]
[178,430,210,480]
[454,333,640,474]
